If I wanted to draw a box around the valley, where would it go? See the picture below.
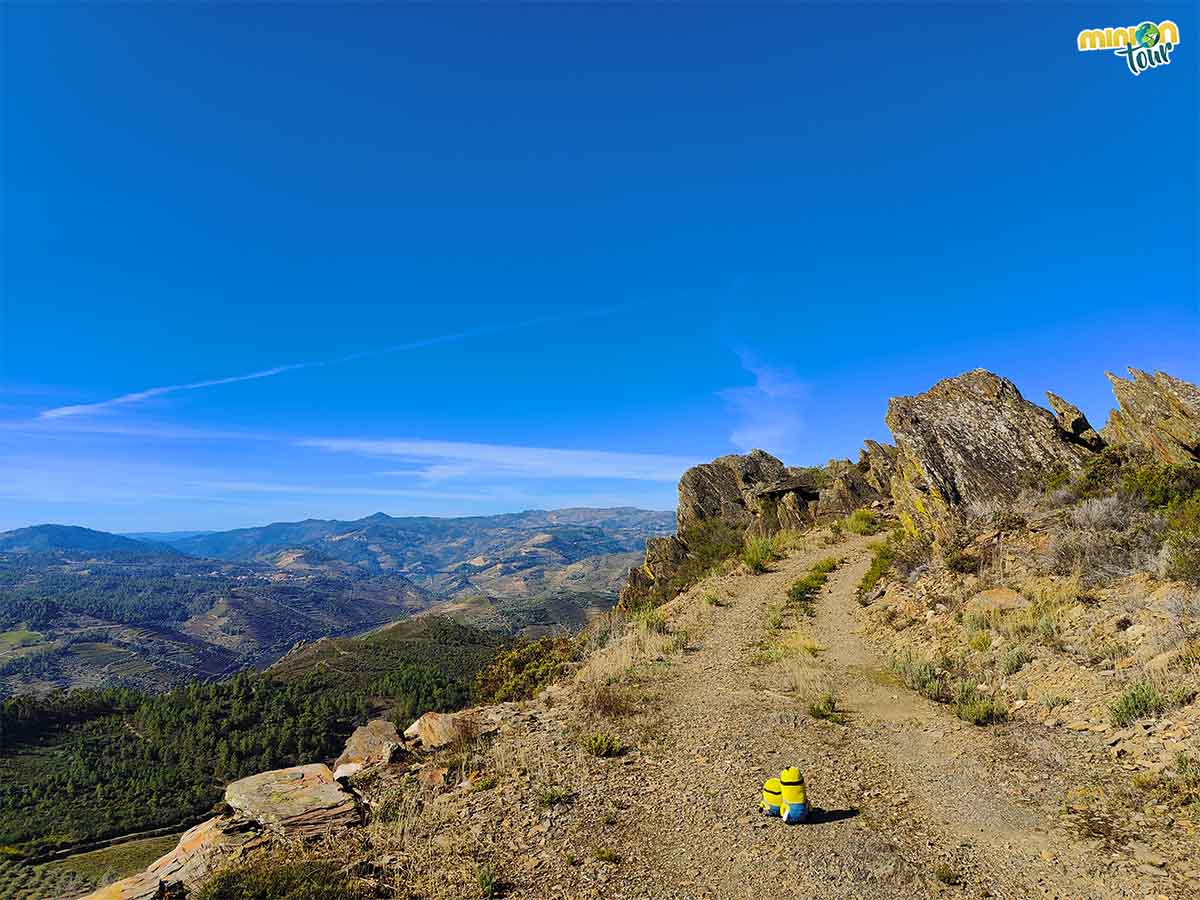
[0,508,672,698]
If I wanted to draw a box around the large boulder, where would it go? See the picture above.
[1102,369,1200,464]
[403,709,499,749]
[333,718,404,781]
[1046,391,1106,451]
[886,370,1091,538]
[81,815,263,900]
[224,764,359,836]
[675,449,791,532]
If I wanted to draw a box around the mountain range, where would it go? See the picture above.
[0,507,673,697]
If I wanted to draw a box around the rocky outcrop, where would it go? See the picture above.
[1102,369,1200,464]
[886,370,1092,538]
[812,441,897,519]
[1046,391,1106,452]
[617,534,688,608]
[224,763,359,836]
[403,708,501,750]
[677,450,797,532]
[860,440,898,495]
[83,816,264,900]
[621,450,822,607]
[333,718,404,781]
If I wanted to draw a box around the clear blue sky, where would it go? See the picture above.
[2,3,1196,532]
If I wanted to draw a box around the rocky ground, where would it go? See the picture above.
[347,528,1196,899]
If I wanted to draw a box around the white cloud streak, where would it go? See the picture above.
[719,355,807,456]
[299,437,694,482]
[40,310,616,420]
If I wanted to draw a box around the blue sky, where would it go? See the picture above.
[1,3,1196,532]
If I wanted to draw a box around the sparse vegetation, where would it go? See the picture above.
[889,651,947,701]
[651,518,746,604]
[766,604,784,630]
[787,557,840,615]
[537,785,575,807]
[968,631,992,652]
[807,689,843,722]
[475,635,576,703]
[471,774,500,792]
[1001,646,1031,675]
[194,858,365,900]
[844,508,881,535]
[634,607,668,635]
[582,731,623,758]
[1108,678,1190,726]
[1163,490,1200,582]
[741,535,779,574]
[858,541,896,600]
[476,862,499,898]
[933,863,958,885]
[593,847,621,864]
[953,682,1007,726]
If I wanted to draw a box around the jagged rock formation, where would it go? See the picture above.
[333,719,404,781]
[1103,369,1200,464]
[1046,391,1106,451]
[675,449,817,533]
[621,445,899,607]
[618,534,688,609]
[886,370,1092,538]
[813,442,898,519]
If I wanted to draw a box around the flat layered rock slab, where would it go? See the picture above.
[334,717,404,780]
[82,815,262,900]
[225,763,359,836]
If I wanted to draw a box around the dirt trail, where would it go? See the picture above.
[568,536,1115,899]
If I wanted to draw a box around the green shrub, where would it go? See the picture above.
[858,541,896,599]
[766,605,784,630]
[582,731,623,758]
[476,863,499,898]
[652,519,746,604]
[195,859,364,900]
[808,689,843,722]
[474,635,575,702]
[634,607,668,635]
[593,847,621,864]
[786,559,839,614]
[953,682,1007,725]
[967,631,992,652]
[933,863,958,885]
[1122,463,1200,508]
[1108,678,1187,726]
[741,535,777,574]
[844,509,881,535]
[537,785,575,807]
[889,651,947,701]
[470,774,499,792]
[1001,646,1031,675]
[1164,491,1200,582]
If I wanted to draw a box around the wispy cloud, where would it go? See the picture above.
[719,354,807,457]
[299,437,694,482]
[40,310,617,420]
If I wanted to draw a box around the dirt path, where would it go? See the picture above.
[563,536,1115,899]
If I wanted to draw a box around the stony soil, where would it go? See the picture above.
[426,533,1197,899]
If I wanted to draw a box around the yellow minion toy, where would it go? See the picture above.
[779,767,808,823]
[760,777,782,817]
